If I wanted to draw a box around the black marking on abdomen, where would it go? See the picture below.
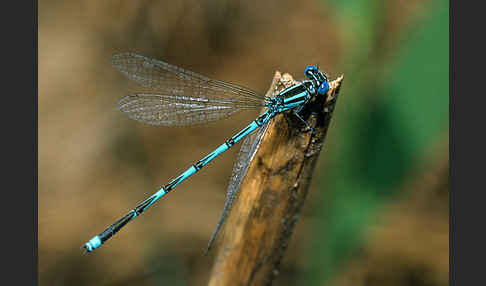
[195,155,211,168]
[193,163,202,171]
[255,115,267,126]
[225,138,235,147]
[135,195,158,214]
[165,174,184,192]
[234,124,253,138]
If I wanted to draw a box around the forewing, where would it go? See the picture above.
[205,120,270,253]
[112,52,268,106]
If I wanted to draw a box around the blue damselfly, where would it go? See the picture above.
[83,52,330,253]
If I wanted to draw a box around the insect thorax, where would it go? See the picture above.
[277,81,315,111]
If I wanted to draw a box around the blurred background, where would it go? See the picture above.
[39,0,448,285]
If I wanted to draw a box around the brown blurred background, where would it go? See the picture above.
[39,0,448,285]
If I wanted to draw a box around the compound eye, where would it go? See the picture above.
[317,81,329,95]
[305,65,317,75]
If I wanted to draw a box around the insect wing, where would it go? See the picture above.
[117,93,247,126]
[206,120,270,252]
[112,52,268,106]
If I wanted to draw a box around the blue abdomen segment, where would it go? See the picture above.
[231,120,261,143]
[84,236,101,252]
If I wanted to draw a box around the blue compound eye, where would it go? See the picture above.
[317,81,329,95]
[305,65,318,75]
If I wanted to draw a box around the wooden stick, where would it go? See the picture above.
[207,71,344,286]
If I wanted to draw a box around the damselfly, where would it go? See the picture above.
[83,52,330,253]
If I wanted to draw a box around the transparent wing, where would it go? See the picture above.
[112,52,269,105]
[117,93,257,126]
[206,119,270,253]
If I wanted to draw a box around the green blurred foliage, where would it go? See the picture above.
[304,0,448,284]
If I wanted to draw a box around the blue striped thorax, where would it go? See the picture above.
[273,65,329,113]
[279,83,312,111]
